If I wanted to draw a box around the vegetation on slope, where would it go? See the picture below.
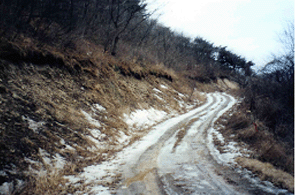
[214,22,294,192]
[0,36,207,194]
[0,0,293,193]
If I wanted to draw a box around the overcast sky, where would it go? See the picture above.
[145,0,294,70]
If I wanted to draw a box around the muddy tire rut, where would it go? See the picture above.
[116,93,236,194]
[115,93,290,195]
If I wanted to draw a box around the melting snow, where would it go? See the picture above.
[53,154,66,169]
[39,148,66,170]
[123,108,167,130]
[66,93,288,194]
[160,84,168,89]
[177,99,186,108]
[153,88,162,93]
[117,131,130,144]
[206,94,242,165]
[92,104,106,112]
[0,182,12,195]
[39,148,51,165]
[208,130,243,164]
[65,94,214,194]
[86,135,104,149]
[0,180,23,195]
[154,94,164,101]
[89,129,102,138]
[22,116,44,133]
[178,93,186,98]
[60,138,75,151]
[81,110,101,128]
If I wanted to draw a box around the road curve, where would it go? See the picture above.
[116,93,242,194]
[115,92,290,195]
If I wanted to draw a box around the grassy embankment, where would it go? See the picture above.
[214,96,294,193]
[0,36,211,194]
[0,36,293,194]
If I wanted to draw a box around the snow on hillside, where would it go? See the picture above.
[123,108,167,130]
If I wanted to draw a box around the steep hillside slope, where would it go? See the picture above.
[0,38,211,194]
[0,37,293,194]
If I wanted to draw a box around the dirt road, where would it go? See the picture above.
[71,92,291,194]
[115,93,290,195]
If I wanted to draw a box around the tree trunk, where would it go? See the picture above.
[111,35,119,56]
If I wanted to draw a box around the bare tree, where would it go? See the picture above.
[103,0,148,55]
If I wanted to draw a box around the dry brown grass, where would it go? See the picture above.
[236,157,294,193]
[256,137,294,174]
[215,101,294,192]
[226,113,251,131]
[149,63,177,81]
[22,165,90,195]
[25,171,69,195]
[194,81,219,92]
[0,36,212,194]
[225,114,294,174]
[191,90,207,103]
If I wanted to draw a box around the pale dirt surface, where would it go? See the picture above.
[115,93,290,195]
[216,78,240,90]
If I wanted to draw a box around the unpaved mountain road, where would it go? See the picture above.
[115,93,290,195]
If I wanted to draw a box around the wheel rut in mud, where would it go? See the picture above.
[117,93,238,194]
[116,93,290,195]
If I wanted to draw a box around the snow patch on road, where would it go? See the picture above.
[157,93,241,194]
[65,94,214,194]
[208,127,243,164]
[206,94,248,165]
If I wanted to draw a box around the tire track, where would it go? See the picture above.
[117,93,239,195]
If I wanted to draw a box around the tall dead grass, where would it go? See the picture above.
[215,98,294,193]
[23,171,69,195]
[21,165,89,195]
[0,35,210,194]
[236,157,294,193]
[221,110,294,174]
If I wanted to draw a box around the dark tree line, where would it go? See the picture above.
[0,0,148,55]
[0,0,254,79]
[245,22,294,146]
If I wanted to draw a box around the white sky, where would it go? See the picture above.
[145,0,294,69]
